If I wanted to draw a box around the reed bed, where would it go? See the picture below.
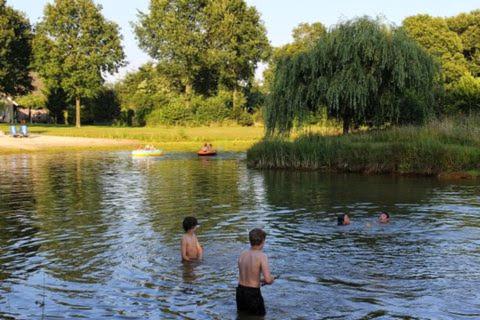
[247,115,480,176]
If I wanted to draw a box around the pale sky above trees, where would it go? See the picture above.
[8,0,480,81]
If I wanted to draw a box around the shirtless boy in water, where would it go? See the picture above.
[236,228,275,316]
[181,217,203,261]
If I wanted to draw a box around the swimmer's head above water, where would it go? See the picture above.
[379,212,390,223]
[337,213,350,226]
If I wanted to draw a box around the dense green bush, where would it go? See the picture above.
[146,96,194,126]
[83,88,121,125]
[446,75,480,114]
[144,90,256,126]
[194,92,232,124]
[237,112,254,126]
[252,109,264,124]
[397,89,435,125]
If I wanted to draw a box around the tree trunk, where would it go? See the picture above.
[75,97,81,128]
[185,83,192,108]
[185,83,192,95]
[232,87,237,111]
[28,107,32,123]
[342,116,351,134]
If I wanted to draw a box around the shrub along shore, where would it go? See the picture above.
[247,116,480,178]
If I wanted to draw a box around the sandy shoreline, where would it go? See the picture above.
[0,134,136,152]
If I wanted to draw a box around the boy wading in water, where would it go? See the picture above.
[181,217,203,261]
[237,228,275,316]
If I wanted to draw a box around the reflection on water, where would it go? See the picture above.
[1,152,479,319]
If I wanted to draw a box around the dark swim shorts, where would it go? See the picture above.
[236,284,266,316]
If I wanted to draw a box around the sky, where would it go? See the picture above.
[8,0,480,82]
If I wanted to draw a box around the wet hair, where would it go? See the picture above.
[337,214,346,226]
[182,216,198,232]
[381,212,390,219]
[249,228,266,246]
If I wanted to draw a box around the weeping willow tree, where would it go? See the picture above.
[266,17,440,135]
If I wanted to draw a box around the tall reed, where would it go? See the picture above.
[247,115,480,175]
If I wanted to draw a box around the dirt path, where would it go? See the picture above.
[0,134,136,152]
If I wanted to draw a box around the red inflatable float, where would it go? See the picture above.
[197,150,217,156]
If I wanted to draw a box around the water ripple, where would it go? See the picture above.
[0,152,479,319]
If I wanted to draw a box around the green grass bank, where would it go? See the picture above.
[1,123,342,154]
[0,124,266,153]
[247,116,480,178]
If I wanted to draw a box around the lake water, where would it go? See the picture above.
[0,152,479,319]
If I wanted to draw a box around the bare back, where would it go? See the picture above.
[181,233,203,261]
[238,249,270,288]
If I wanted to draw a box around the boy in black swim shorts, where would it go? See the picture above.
[236,228,275,316]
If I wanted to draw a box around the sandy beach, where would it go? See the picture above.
[0,134,136,152]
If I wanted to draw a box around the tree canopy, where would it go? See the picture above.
[263,22,327,92]
[0,0,32,96]
[33,0,125,127]
[403,14,469,85]
[203,0,270,90]
[266,17,439,135]
[403,11,480,113]
[134,0,270,98]
[446,10,480,77]
[135,0,207,95]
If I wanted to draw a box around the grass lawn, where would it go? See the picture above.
[0,124,267,152]
[0,122,343,153]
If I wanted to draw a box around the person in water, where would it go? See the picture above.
[236,228,275,316]
[201,143,208,152]
[181,217,203,261]
[378,212,390,223]
[143,144,155,150]
[337,213,350,226]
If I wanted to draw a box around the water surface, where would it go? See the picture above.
[0,152,479,319]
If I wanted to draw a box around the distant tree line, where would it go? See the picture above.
[1,0,479,128]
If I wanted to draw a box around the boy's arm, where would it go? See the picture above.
[196,238,203,260]
[181,236,190,261]
[260,254,274,285]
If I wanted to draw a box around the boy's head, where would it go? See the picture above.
[249,228,266,247]
[337,213,350,226]
[379,212,390,223]
[183,216,199,232]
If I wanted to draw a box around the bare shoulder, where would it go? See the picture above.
[250,250,267,262]
[258,251,268,260]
